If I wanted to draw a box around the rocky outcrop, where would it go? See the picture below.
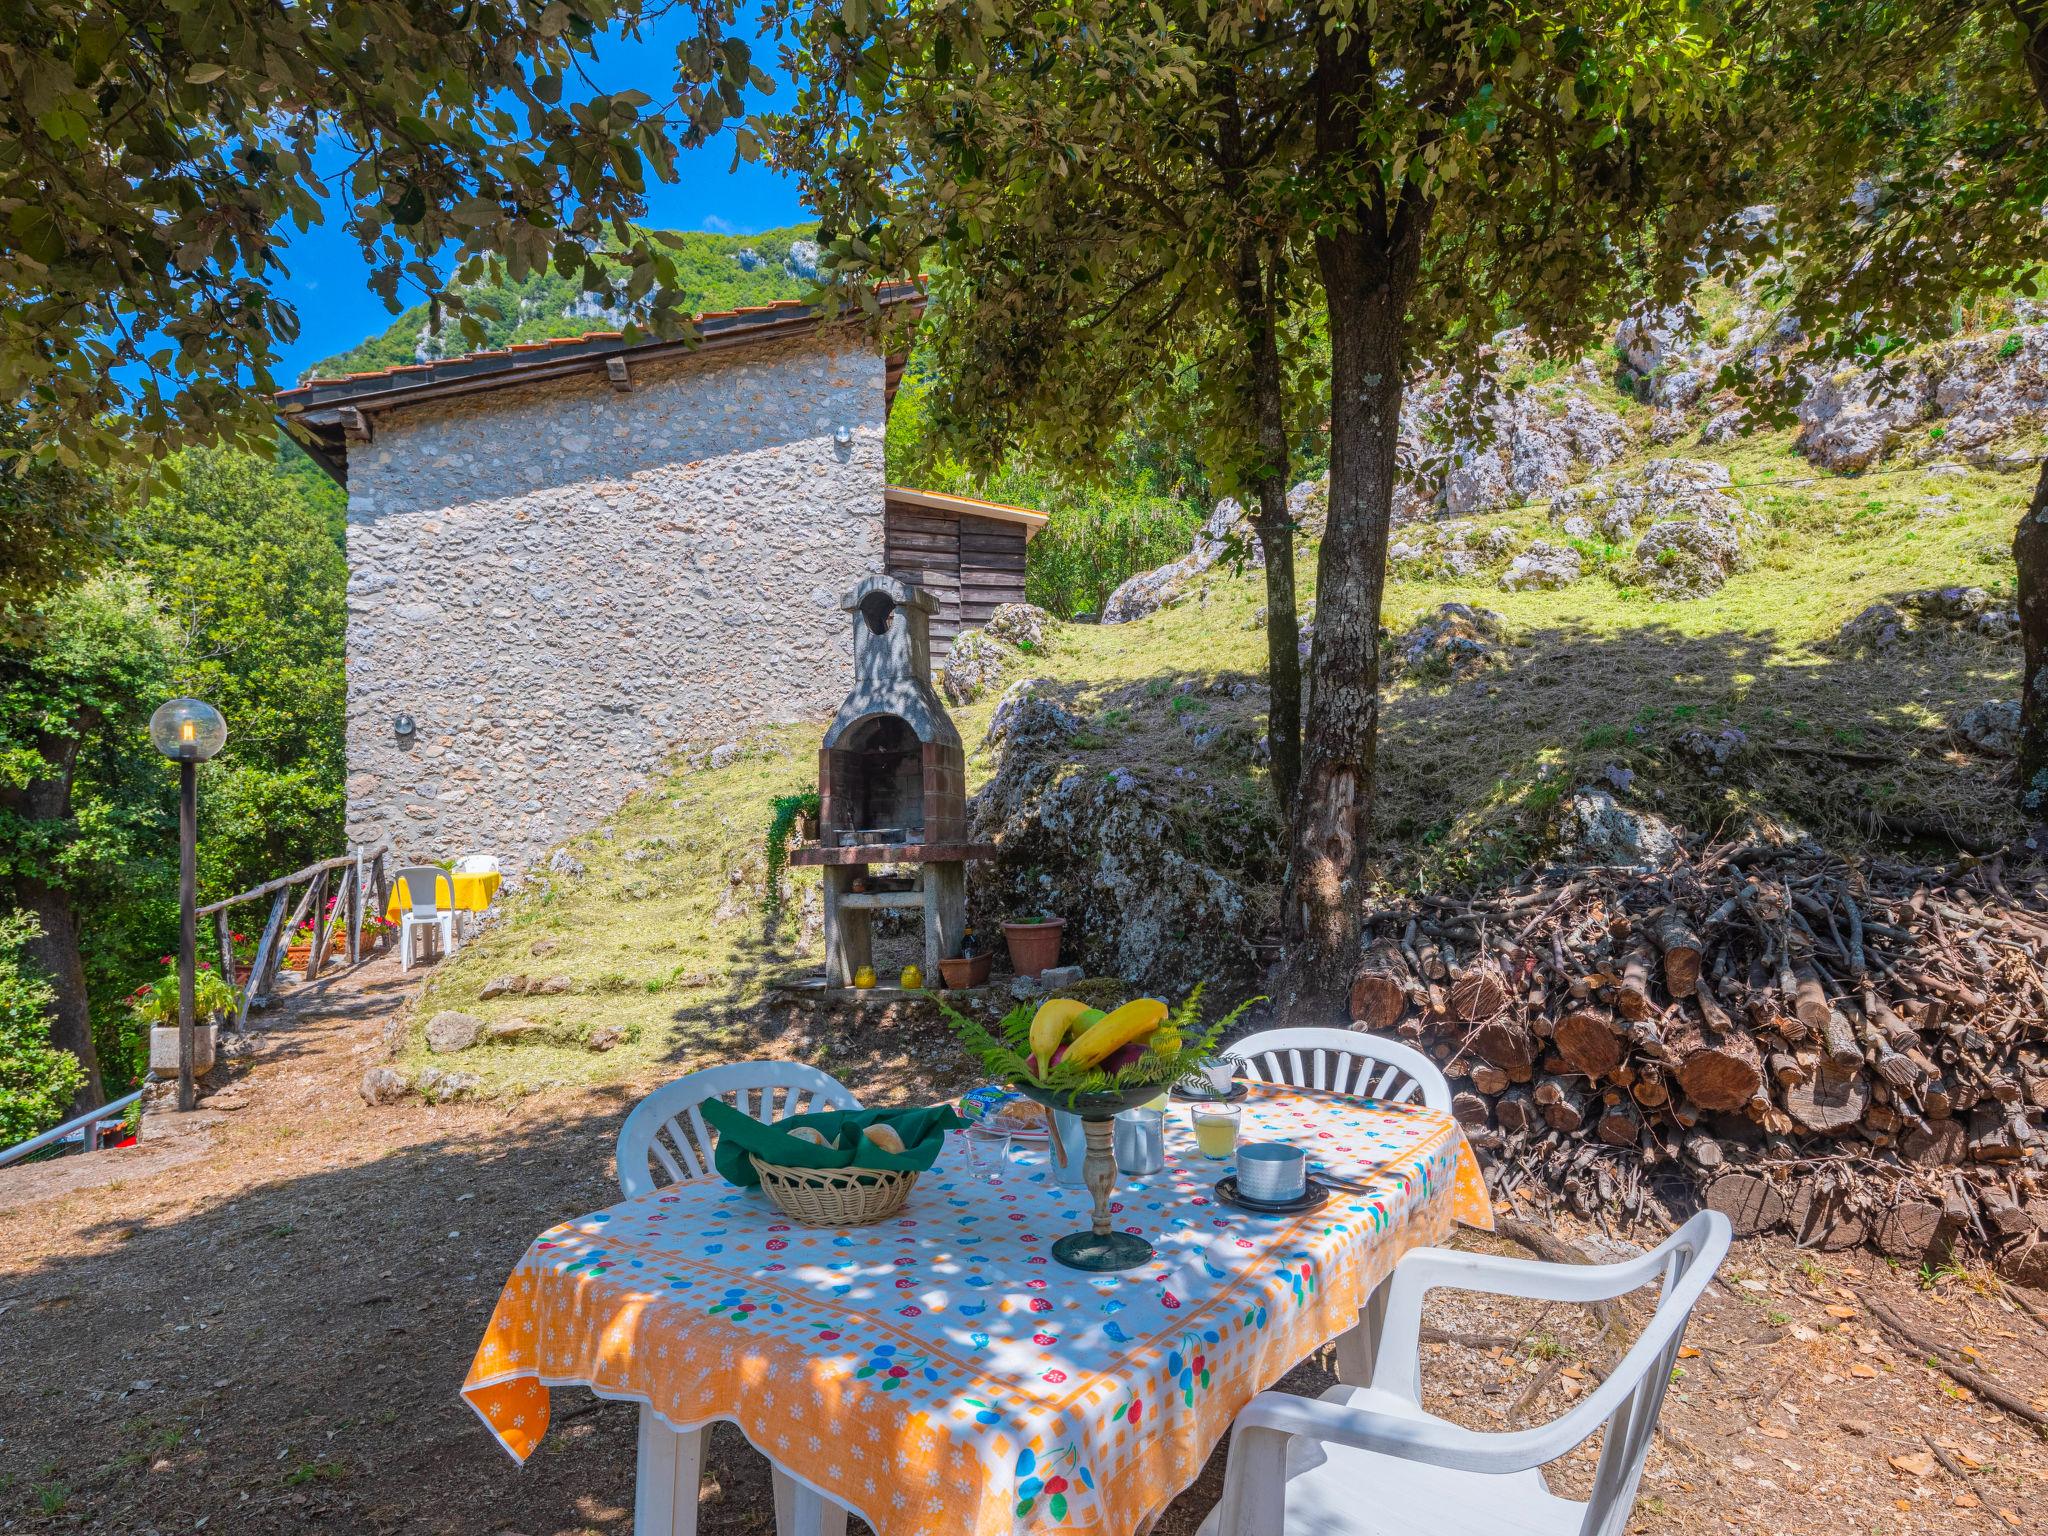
[1412,375,1634,518]
[1101,497,1254,623]
[1957,701,2021,758]
[940,629,1010,704]
[1389,604,1505,679]
[1796,324,2048,473]
[1836,587,2021,653]
[966,686,1280,995]
[1551,786,1682,869]
[984,602,1055,651]
[1498,541,1582,592]
[1553,459,1756,597]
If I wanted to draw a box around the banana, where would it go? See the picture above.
[1062,997,1169,1069]
[1028,997,1095,1072]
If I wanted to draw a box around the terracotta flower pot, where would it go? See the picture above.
[938,952,993,989]
[1001,919,1066,978]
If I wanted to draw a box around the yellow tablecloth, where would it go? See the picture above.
[462,1087,1491,1536]
[384,869,501,920]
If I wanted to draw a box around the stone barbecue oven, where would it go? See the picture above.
[792,574,993,987]
[817,577,965,847]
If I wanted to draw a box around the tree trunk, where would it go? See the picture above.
[2015,456,2048,815]
[1218,86,1302,818]
[1232,253,1301,815]
[1283,43,1427,1011]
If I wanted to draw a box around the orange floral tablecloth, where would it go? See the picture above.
[462,1087,1492,1536]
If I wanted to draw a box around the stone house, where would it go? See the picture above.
[277,290,1044,873]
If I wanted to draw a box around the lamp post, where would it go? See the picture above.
[148,698,227,1112]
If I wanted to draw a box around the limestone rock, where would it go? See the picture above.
[1434,385,1633,517]
[1286,476,1329,540]
[479,974,528,1000]
[1956,700,2021,758]
[547,849,584,878]
[1793,323,2048,473]
[425,1011,484,1053]
[984,602,1056,652]
[359,1066,409,1106]
[587,1023,626,1052]
[1498,541,1582,591]
[415,1065,481,1103]
[1390,604,1505,680]
[968,705,1282,995]
[528,937,560,958]
[1036,964,1087,991]
[1698,406,1751,445]
[1552,787,1682,869]
[982,681,1085,755]
[531,975,575,995]
[1675,725,1749,777]
[1837,588,2021,652]
[1633,514,1748,597]
[1101,497,1254,623]
[708,740,742,770]
[1388,521,1485,580]
[940,630,1011,705]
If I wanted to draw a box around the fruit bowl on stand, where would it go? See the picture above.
[933,986,1261,1274]
[1010,1081,1169,1272]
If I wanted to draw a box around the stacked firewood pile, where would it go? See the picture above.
[1350,844,2048,1269]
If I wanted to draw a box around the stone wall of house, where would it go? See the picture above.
[341,331,887,871]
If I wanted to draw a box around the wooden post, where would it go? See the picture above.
[923,860,967,978]
[311,867,349,979]
[371,850,390,933]
[822,865,873,987]
[348,846,365,963]
[303,869,330,981]
[238,888,289,1030]
[217,909,235,988]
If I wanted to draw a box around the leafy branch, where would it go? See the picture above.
[762,788,820,918]
[931,984,1261,1101]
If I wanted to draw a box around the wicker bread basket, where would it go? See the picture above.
[749,1156,919,1227]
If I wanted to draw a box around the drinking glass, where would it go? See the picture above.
[966,1126,1012,1185]
[1190,1103,1242,1160]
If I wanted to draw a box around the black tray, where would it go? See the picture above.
[1213,1175,1330,1216]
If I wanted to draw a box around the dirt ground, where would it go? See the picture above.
[2,952,2044,1535]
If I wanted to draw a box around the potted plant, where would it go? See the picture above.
[129,958,242,1078]
[1001,910,1067,978]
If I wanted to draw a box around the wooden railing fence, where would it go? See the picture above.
[198,844,390,1029]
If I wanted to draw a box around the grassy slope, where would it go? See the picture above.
[402,396,2033,1097]
[307,224,820,380]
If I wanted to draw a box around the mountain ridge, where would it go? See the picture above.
[305,222,821,381]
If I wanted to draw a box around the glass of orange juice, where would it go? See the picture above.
[1191,1103,1242,1160]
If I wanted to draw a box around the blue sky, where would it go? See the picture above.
[273,15,809,378]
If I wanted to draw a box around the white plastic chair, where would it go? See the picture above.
[1226,1026,1453,1112]
[616,1061,863,1197]
[1198,1211,1732,1536]
[1225,1027,1456,1384]
[394,865,454,972]
[453,853,499,875]
[616,1063,864,1536]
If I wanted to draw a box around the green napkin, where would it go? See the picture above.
[700,1100,966,1188]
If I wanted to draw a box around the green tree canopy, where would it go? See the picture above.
[2,0,768,474]
[773,0,1746,1004]
[1721,1,2048,810]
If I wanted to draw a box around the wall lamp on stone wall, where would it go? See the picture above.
[393,713,417,743]
[833,424,854,448]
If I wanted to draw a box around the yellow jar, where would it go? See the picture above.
[900,964,924,990]
[853,965,877,989]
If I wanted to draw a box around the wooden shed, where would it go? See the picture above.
[882,487,1049,657]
